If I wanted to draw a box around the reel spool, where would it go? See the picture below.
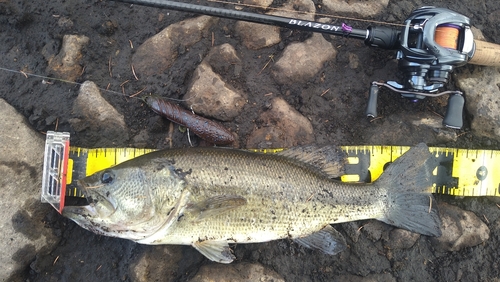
[366,7,476,129]
[435,24,460,50]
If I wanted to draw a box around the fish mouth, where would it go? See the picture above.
[62,204,98,219]
[62,180,117,218]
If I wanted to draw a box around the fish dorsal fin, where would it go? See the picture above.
[278,145,346,178]
[188,195,247,220]
[293,225,347,255]
[192,240,235,263]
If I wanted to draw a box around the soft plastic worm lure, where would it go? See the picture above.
[143,96,235,145]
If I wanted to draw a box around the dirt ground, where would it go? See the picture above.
[1,0,500,281]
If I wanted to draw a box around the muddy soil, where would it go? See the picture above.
[1,0,499,281]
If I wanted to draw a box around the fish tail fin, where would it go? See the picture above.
[374,143,442,237]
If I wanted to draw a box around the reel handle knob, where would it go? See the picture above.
[366,84,379,118]
[443,94,464,129]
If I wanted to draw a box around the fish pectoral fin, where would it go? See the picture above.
[192,240,235,264]
[277,145,346,178]
[293,225,347,255]
[189,195,247,220]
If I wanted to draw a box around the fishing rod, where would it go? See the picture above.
[112,0,500,129]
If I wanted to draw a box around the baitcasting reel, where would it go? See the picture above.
[366,7,476,129]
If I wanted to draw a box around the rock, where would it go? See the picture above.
[189,262,285,282]
[435,128,458,143]
[246,97,314,148]
[235,0,316,50]
[0,98,59,281]
[384,228,420,250]
[183,61,246,121]
[132,16,218,77]
[270,0,315,20]
[362,220,390,242]
[131,246,185,282]
[205,43,242,77]
[322,0,389,18]
[431,202,490,252]
[57,16,73,29]
[235,21,281,50]
[365,112,457,145]
[47,34,89,81]
[348,52,360,69]
[69,81,129,143]
[272,33,336,84]
[456,66,500,140]
[94,20,118,36]
[241,0,273,7]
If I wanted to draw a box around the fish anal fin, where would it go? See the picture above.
[278,145,346,178]
[294,225,347,255]
[189,195,247,220]
[192,240,235,264]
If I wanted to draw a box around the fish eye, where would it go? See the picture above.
[101,171,115,184]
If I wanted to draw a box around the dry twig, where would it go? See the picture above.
[258,54,274,75]
[131,64,139,80]
[108,56,113,77]
[129,87,147,98]
[320,88,330,97]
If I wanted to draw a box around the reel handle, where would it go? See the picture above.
[468,40,500,67]
[443,94,464,129]
[366,84,379,118]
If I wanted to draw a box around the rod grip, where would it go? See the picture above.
[366,84,379,118]
[365,26,400,50]
[443,94,464,129]
[469,40,500,66]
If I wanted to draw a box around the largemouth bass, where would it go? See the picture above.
[63,143,441,263]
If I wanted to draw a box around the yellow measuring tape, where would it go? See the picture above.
[41,132,500,214]
[64,145,499,198]
[40,131,500,215]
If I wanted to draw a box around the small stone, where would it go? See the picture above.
[362,220,391,242]
[348,52,360,69]
[272,33,336,84]
[132,16,218,77]
[431,202,490,252]
[322,0,390,18]
[45,115,57,125]
[183,62,246,121]
[236,0,316,51]
[456,67,500,141]
[270,0,315,20]
[246,97,314,148]
[384,228,420,250]
[205,43,242,76]
[47,34,89,81]
[131,246,185,282]
[70,81,129,142]
[57,16,73,29]
[189,262,285,282]
[235,21,281,50]
[435,129,458,143]
[94,20,118,36]
[242,0,273,7]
